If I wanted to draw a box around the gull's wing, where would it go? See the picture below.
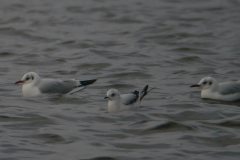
[140,85,149,101]
[38,79,78,94]
[120,91,139,105]
[69,79,97,95]
[218,81,240,95]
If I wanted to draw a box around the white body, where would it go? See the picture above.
[105,87,148,113]
[22,81,42,97]
[201,82,240,101]
[107,93,140,113]
[16,72,87,97]
[192,77,240,101]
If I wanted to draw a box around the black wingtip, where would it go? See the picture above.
[80,79,97,86]
[140,85,149,101]
[140,85,156,101]
[142,85,149,93]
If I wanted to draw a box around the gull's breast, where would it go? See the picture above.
[22,83,42,97]
[201,90,240,101]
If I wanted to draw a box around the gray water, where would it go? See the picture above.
[0,0,240,159]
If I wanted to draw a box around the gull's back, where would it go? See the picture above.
[39,78,79,94]
[218,81,240,95]
[120,92,140,108]
[202,81,240,101]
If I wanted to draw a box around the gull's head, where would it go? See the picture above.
[15,72,40,84]
[104,89,120,100]
[191,77,217,90]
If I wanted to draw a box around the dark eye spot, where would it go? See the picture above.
[26,77,30,80]
[209,82,212,85]
[203,81,207,85]
[111,93,115,97]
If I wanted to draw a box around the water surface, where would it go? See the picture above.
[0,0,240,159]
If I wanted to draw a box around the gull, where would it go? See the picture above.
[15,72,97,97]
[104,85,155,113]
[190,77,240,101]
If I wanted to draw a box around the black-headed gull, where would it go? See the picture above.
[104,85,155,113]
[15,72,97,97]
[191,77,240,101]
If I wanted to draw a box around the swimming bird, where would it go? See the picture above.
[15,72,97,97]
[104,85,155,113]
[190,77,240,101]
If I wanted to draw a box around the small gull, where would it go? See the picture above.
[104,85,155,113]
[191,77,240,101]
[15,72,97,97]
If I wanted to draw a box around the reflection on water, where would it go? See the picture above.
[0,0,240,159]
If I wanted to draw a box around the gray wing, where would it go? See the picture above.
[121,91,139,105]
[39,79,78,94]
[218,81,240,95]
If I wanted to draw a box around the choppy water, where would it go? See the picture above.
[0,0,240,159]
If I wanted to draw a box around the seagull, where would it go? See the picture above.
[104,85,155,113]
[15,72,97,97]
[190,77,240,101]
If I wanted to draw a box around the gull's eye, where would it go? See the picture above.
[26,77,30,80]
[209,82,212,85]
[111,93,115,97]
[203,81,207,85]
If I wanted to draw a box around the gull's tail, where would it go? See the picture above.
[140,85,156,101]
[79,79,97,87]
[69,79,97,95]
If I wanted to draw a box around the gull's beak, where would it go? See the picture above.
[15,80,24,84]
[104,97,109,99]
[190,84,201,88]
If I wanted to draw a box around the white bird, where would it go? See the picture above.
[190,77,240,101]
[104,85,155,113]
[15,72,97,97]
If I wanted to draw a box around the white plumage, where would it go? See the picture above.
[191,77,240,101]
[105,85,153,113]
[15,72,97,97]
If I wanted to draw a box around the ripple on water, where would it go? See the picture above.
[159,110,225,122]
[0,52,16,57]
[168,47,218,55]
[125,52,151,58]
[75,63,111,70]
[0,27,56,42]
[104,72,151,79]
[103,84,136,90]
[53,70,78,75]
[181,135,240,147]
[144,121,197,134]
[66,6,85,13]
[58,41,92,49]
[90,49,120,59]
[1,113,54,130]
[31,134,65,143]
[113,142,170,149]
[84,157,117,160]
[83,116,117,123]
[109,17,144,24]
[201,118,240,129]
[0,17,25,24]
[175,56,201,63]
[160,104,201,109]
[14,59,67,66]
[95,133,128,139]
